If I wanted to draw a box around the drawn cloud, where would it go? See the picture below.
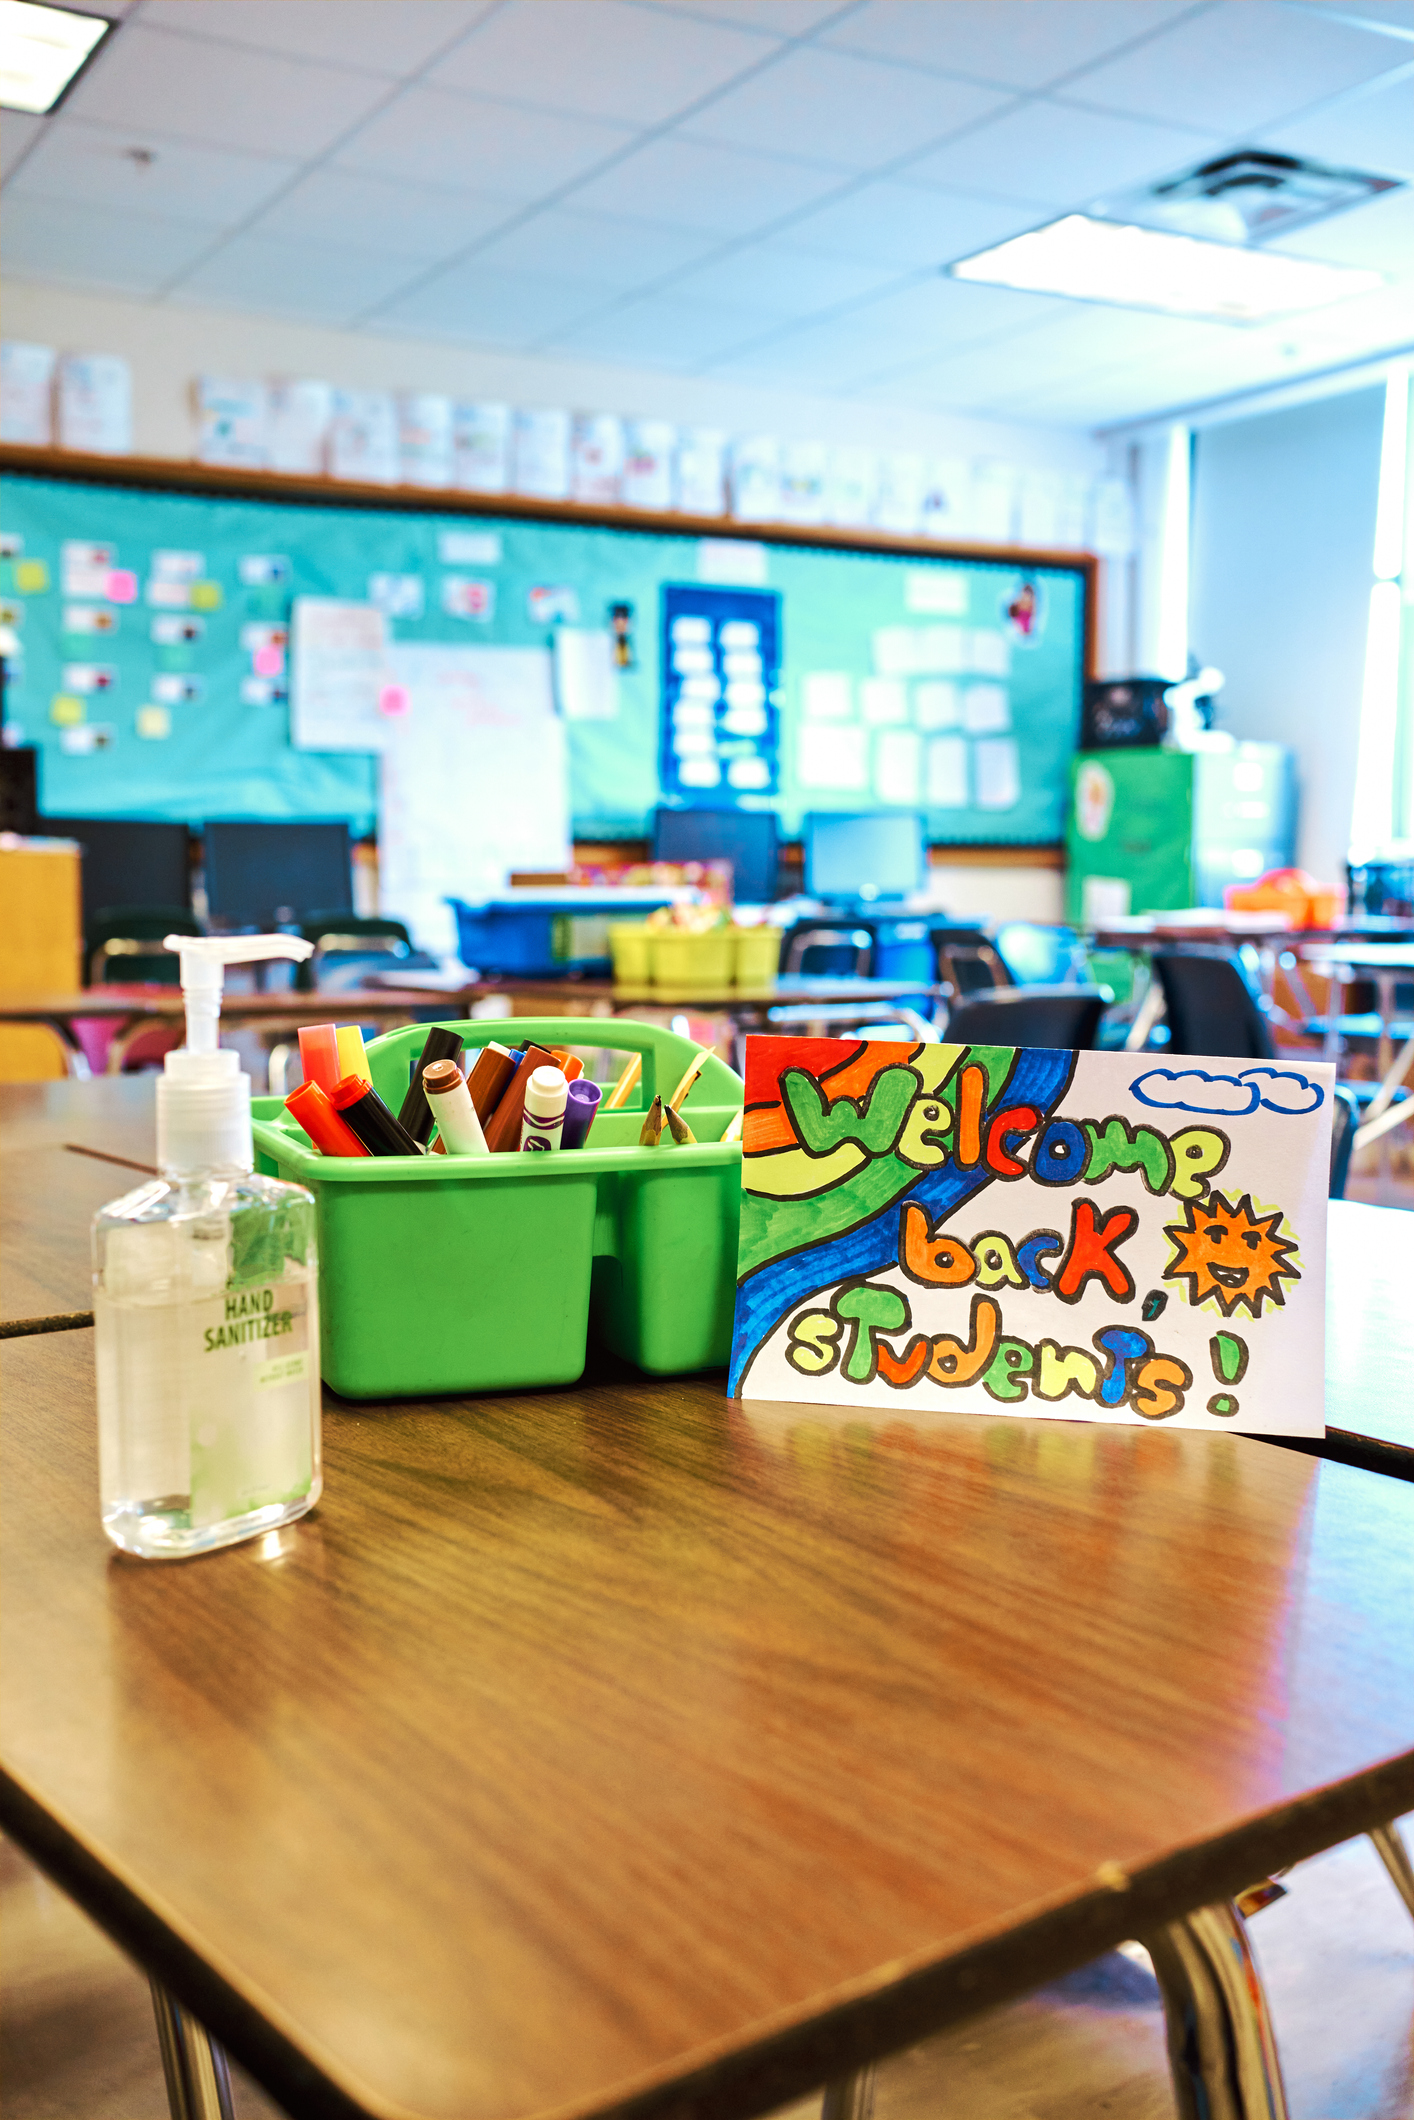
[1236,1065,1324,1115]
[1130,1065,1325,1117]
[1130,1069,1259,1116]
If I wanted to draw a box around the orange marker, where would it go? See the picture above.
[285,1080,371,1157]
[297,1024,342,1095]
[548,1045,584,1082]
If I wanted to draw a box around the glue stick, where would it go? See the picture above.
[520,1066,568,1152]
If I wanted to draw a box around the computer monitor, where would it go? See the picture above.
[651,806,779,904]
[203,820,352,926]
[42,816,191,923]
[805,812,926,904]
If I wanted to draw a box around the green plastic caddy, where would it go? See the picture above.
[250,1018,744,1400]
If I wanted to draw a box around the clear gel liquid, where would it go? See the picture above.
[94,1172,322,1559]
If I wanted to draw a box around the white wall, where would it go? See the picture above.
[1189,387,1384,881]
[5,280,1104,477]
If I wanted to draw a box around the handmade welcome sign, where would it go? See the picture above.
[729,1038,1334,1435]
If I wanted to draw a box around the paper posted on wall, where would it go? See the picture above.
[290,598,390,752]
[731,1040,1333,1437]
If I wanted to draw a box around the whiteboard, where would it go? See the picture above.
[378,644,569,954]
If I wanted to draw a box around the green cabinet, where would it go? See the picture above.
[1066,745,1294,921]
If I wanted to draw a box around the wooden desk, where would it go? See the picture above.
[3,1328,1412,2120]
[0,1072,157,1161]
[0,1146,130,1329]
[0,988,447,1078]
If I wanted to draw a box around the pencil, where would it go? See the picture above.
[663,1102,695,1145]
[667,1049,707,1111]
[605,1052,642,1110]
[721,1108,744,1143]
[638,1095,665,1146]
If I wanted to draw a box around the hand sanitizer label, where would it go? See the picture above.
[189,1277,318,1527]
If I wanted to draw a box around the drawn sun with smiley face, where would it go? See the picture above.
[1163,1190,1301,1318]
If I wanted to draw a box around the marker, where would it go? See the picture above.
[297,1024,342,1095]
[638,1095,666,1147]
[547,1045,584,1082]
[663,1102,696,1146]
[465,1042,519,1124]
[422,1058,489,1156]
[335,1025,371,1084]
[329,1073,423,1157]
[520,1066,568,1151]
[668,1050,707,1111]
[561,1078,602,1150]
[285,1080,371,1158]
[604,1052,642,1110]
[483,1043,556,1152]
[397,1024,466,1146]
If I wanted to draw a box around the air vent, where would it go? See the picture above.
[1094,150,1401,246]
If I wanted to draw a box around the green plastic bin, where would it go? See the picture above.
[250,1018,743,1400]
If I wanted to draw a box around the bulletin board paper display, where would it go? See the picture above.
[730,1039,1333,1437]
[0,472,1086,840]
[378,643,569,956]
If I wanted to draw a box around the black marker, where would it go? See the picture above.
[397,1025,466,1146]
[330,1073,423,1157]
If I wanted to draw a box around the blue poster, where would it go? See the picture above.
[660,584,781,806]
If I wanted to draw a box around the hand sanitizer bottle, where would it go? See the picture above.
[94,934,323,1560]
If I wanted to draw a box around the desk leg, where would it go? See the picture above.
[149,1976,235,2120]
[1142,1901,1289,2120]
[1370,1822,1414,1920]
[821,2064,875,2120]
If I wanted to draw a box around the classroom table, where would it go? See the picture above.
[0,978,949,1084]
[1304,944,1414,1172]
[2,1085,1414,2120]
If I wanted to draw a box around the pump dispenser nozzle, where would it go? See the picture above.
[159,933,315,1175]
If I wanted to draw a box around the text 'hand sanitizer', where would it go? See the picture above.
[94,934,323,1560]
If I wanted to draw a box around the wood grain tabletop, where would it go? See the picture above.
[2,1327,1411,2120]
[0,1147,131,1328]
[0,1075,158,1162]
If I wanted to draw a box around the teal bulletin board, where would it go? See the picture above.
[0,469,1089,842]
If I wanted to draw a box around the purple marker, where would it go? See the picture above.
[561,1077,602,1150]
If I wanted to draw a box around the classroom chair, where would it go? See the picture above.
[928,925,1011,998]
[944,984,1108,1051]
[781,924,873,977]
[295,914,426,992]
[1150,947,1278,1059]
[85,908,200,987]
[1328,1084,1360,1200]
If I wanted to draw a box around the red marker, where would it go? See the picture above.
[285,1080,370,1157]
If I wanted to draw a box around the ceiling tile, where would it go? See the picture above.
[135,1,493,77]
[462,207,720,288]
[62,20,394,158]
[703,275,1065,388]
[0,195,218,296]
[1284,0,1414,26]
[1258,64,1414,176]
[6,115,299,227]
[821,1,1199,91]
[0,111,44,180]
[1062,0,1410,134]
[1268,180,1414,267]
[247,167,516,261]
[780,179,1040,267]
[429,1,770,126]
[682,44,1012,169]
[541,291,771,366]
[172,232,427,324]
[334,84,634,196]
[561,134,847,235]
[631,1,845,33]
[371,263,611,344]
[660,241,913,316]
[900,98,1221,207]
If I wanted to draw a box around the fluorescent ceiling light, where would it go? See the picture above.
[0,0,109,114]
[950,212,1382,324]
